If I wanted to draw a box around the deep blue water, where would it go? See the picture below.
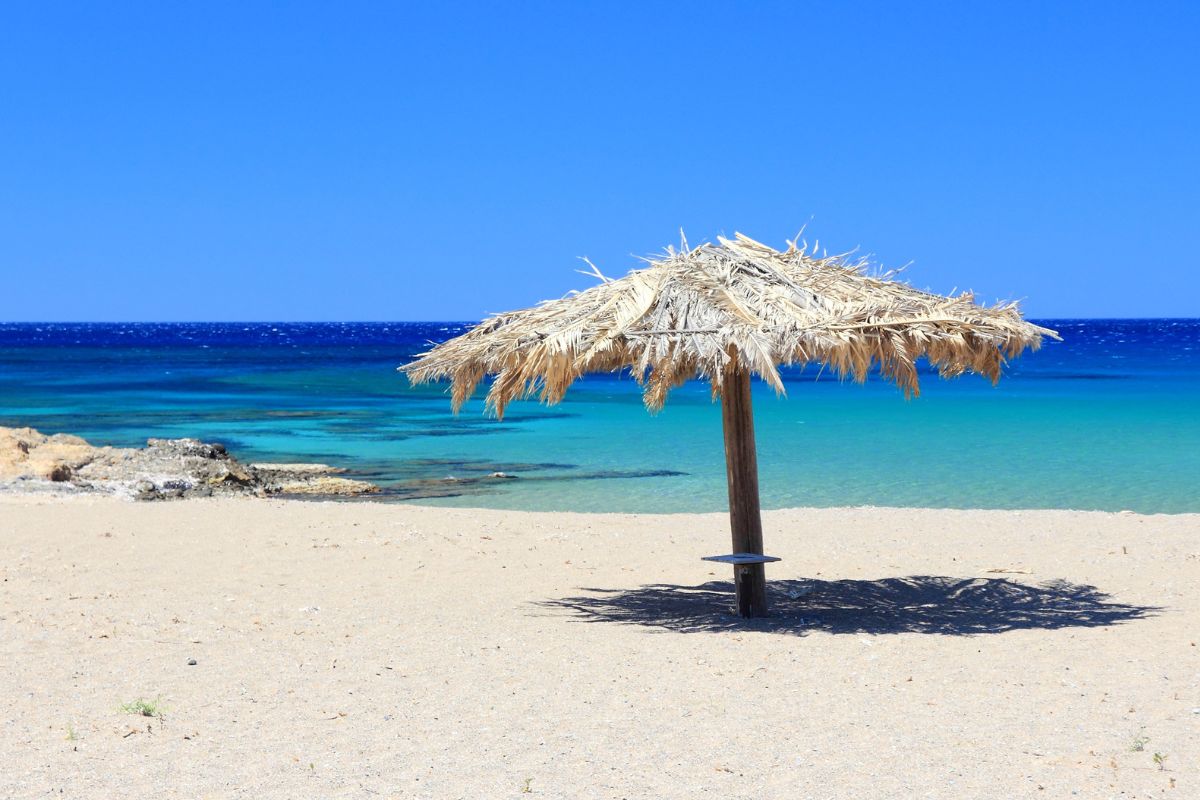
[0,320,1197,513]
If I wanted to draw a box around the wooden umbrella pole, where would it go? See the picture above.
[721,367,769,617]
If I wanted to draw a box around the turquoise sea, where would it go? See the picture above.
[0,320,1196,513]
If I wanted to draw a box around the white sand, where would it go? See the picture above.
[1,496,1196,798]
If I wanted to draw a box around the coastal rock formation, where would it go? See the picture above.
[249,463,380,496]
[0,426,379,500]
[0,427,100,483]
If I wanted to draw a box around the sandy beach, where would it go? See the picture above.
[1,496,1196,799]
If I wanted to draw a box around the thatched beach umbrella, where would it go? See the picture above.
[403,232,1057,617]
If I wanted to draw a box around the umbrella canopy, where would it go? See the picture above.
[405,233,1056,414]
[403,232,1058,617]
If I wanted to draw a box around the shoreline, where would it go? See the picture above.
[2,490,1194,519]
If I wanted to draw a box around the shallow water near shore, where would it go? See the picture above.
[1,320,1197,513]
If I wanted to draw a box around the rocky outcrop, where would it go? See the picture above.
[0,427,379,500]
[0,428,99,483]
[249,463,380,496]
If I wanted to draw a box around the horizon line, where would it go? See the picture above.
[2,317,1199,325]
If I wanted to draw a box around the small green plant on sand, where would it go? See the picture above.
[65,723,77,742]
[1129,728,1149,752]
[120,698,165,719]
[1153,752,1168,771]
[521,777,533,793]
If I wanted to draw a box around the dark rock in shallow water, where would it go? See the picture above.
[249,462,379,496]
[0,426,379,500]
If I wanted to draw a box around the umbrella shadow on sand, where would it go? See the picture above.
[538,576,1158,636]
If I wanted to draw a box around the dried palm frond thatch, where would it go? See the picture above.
[403,232,1058,416]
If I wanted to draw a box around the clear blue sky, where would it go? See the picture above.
[2,1,1196,321]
